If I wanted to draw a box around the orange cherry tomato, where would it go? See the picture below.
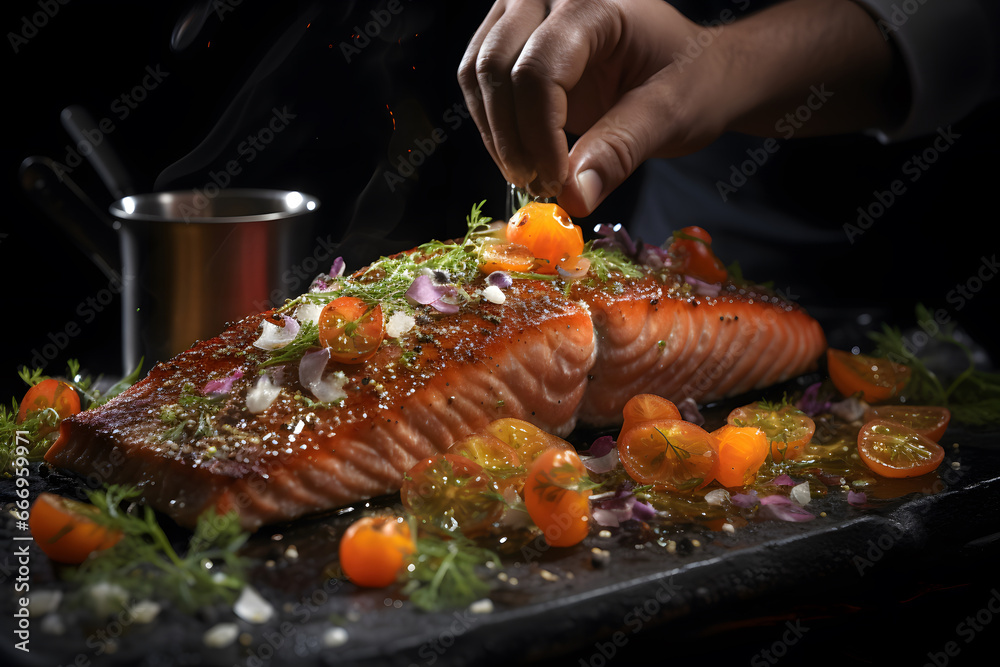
[29,493,122,564]
[478,241,536,274]
[448,433,525,494]
[506,202,584,275]
[401,453,503,536]
[17,378,81,437]
[318,296,384,364]
[727,401,815,462]
[711,425,770,488]
[617,419,718,492]
[621,394,682,434]
[863,405,951,443]
[485,417,573,466]
[338,515,415,588]
[523,448,592,547]
[826,348,911,403]
[857,419,944,478]
[670,226,728,284]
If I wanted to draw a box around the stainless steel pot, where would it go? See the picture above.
[109,188,321,373]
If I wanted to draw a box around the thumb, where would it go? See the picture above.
[558,75,719,218]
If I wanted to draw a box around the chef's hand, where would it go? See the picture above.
[458,0,905,217]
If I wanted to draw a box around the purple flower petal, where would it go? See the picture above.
[771,474,796,486]
[583,449,619,474]
[759,494,815,522]
[203,368,243,395]
[731,491,760,508]
[796,382,832,417]
[685,275,722,296]
[847,490,867,506]
[584,435,616,458]
[677,397,704,426]
[330,257,346,278]
[631,500,657,521]
[405,274,461,313]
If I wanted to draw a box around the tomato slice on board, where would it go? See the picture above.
[726,401,815,462]
[857,419,944,478]
[485,418,573,465]
[621,394,682,434]
[826,348,911,403]
[523,448,592,547]
[28,493,122,564]
[712,425,770,488]
[448,433,525,494]
[17,378,81,437]
[507,202,585,275]
[317,296,384,364]
[478,241,536,274]
[617,419,718,492]
[863,405,951,443]
[670,226,728,284]
[400,453,503,537]
[338,515,415,588]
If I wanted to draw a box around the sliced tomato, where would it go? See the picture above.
[712,424,770,488]
[827,348,911,403]
[478,241,536,274]
[523,448,592,547]
[318,296,384,363]
[621,394,682,434]
[485,417,573,465]
[727,401,815,462]
[670,226,728,284]
[448,433,525,494]
[507,202,584,275]
[338,515,415,588]
[617,419,717,492]
[864,405,951,443]
[857,419,944,478]
[29,493,122,564]
[400,453,503,536]
[17,378,81,437]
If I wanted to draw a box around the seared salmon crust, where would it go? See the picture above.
[46,271,825,530]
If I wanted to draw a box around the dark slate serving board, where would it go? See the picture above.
[3,409,999,667]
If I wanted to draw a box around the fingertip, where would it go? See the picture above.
[558,168,604,218]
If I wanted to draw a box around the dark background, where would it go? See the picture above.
[2,1,999,662]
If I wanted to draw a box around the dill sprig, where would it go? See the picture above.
[403,526,501,612]
[581,245,644,282]
[68,485,250,612]
[259,319,319,368]
[868,304,1000,426]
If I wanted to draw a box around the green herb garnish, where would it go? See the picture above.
[403,526,500,612]
[69,485,250,612]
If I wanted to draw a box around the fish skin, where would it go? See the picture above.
[45,270,825,530]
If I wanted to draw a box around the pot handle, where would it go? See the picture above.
[18,155,122,285]
[60,104,136,200]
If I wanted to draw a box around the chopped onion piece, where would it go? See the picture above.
[731,491,759,508]
[685,275,721,296]
[847,490,867,506]
[330,256,346,277]
[583,448,619,474]
[299,348,348,403]
[677,397,704,425]
[246,373,281,414]
[385,311,416,338]
[790,481,811,506]
[482,285,506,304]
[253,315,300,351]
[486,271,512,289]
[704,488,731,506]
[771,474,796,486]
[294,302,324,327]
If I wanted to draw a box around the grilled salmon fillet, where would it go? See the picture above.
[46,236,826,530]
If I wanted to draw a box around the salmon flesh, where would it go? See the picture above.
[46,229,827,530]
